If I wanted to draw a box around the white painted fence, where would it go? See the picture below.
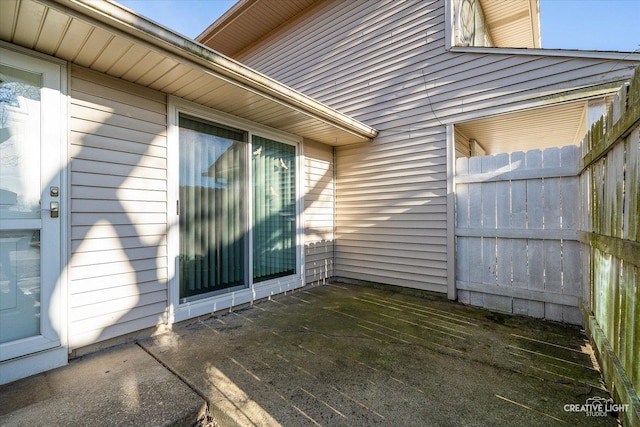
[455,146,582,324]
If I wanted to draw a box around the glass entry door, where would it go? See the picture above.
[0,48,63,362]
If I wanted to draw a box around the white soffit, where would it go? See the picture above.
[480,0,541,49]
[0,0,376,146]
[197,0,319,57]
[455,101,592,154]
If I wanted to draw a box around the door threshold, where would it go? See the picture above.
[0,346,68,385]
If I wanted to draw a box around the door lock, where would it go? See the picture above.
[50,202,59,218]
[50,186,59,197]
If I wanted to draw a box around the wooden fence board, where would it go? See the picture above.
[561,146,579,230]
[526,150,544,229]
[579,66,640,417]
[509,152,531,315]
[495,153,512,312]
[455,145,580,322]
[468,156,483,229]
[625,128,639,241]
[563,241,582,297]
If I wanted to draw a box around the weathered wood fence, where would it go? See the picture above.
[579,66,640,426]
[455,146,582,324]
[454,67,639,422]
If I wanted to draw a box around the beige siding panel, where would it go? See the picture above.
[71,301,166,335]
[71,158,165,180]
[69,65,168,350]
[68,269,167,294]
[335,131,448,292]
[71,172,166,192]
[69,96,166,132]
[304,139,334,284]
[70,306,166,349]
[72,212,166,227]
[71,235,167,253]
[242,1,433,84]
[69,133,166,159]
[72,186,166,202]
[71,283,165,311]
[71,257,168,282]
[72,66,166,108]
[71,224,165,241]
[70,145,165,170]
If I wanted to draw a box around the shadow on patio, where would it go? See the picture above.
[0,283,619,426]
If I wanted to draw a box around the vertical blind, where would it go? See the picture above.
[179,115,247,300]
[178,113,297,301]
[252,136,296,282]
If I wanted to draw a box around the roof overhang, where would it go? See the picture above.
[480,0,541,49]
[198,0,542,53]
[197,0,320,57]
[0,0,377,146]
[455,91,617,155]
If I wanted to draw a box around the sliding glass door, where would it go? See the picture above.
[177,113,298,303]
[178,115,247,301]
[252,136,296,282]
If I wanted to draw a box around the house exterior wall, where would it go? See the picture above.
[69,65,169,348]
[303,139,335,284]
[67,65,335,349]
[232,0,638,294]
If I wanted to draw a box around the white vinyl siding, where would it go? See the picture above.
[336,132,448,292]
[235,0,636,293]
[303,139,334,284]
[69,66,167,348]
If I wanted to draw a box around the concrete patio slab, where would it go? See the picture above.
[141,283,619,426]
[0,342,205,427]
[0,283,623,426]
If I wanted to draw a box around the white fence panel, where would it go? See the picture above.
[455,146,581,324]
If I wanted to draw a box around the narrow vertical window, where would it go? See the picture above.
[178,114,247,301]
[252,136,296,282]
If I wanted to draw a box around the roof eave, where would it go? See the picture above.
[51,0,378,142]
[450,45,640,61]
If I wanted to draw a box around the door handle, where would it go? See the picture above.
[50,202,59,218]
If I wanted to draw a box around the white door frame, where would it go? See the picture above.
[0,43,68,384]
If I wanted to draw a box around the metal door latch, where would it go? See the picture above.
[50,202,59,218]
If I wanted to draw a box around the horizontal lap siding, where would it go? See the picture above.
[69,66,167,348]
[240,2,633,123]
[240,0,450,292]
[236,0,637,293]
[304,140,334,284]
[336,133,448,292]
